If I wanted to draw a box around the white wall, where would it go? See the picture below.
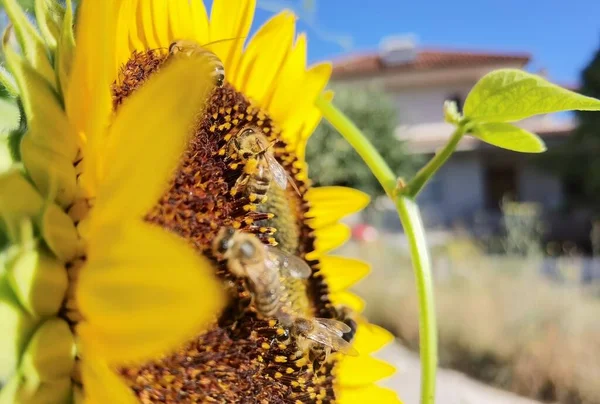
[393,83,474,125]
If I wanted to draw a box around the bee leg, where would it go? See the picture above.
[248,193,268,204]
[230,174,249,197]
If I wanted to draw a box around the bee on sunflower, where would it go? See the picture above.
[0,0,399,403]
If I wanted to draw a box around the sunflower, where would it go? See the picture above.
[1,0,399,402]
[0,0,224,402]
[107,1,399,402]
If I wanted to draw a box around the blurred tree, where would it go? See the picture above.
[306,86,420,196]
[544,43,600,208]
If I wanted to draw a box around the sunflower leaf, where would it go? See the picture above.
[464,69,600,122]
[470,122,546,153]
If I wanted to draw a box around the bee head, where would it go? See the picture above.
[213,227,236,258]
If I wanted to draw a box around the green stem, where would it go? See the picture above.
[316,95,438,404]
[404,126,466,198]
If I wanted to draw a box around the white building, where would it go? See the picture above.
[331,37,576,234]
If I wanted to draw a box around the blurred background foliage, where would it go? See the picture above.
[542,42,600,209]
[306,87,420,196]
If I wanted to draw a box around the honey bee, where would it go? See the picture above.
[228,127,301,203]
[168,39,225,87]
[212,227,312,319]
[212,227,358,362]
[292,317,359,360]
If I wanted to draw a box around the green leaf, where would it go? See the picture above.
[464,69,600,122]
[470,122,546,153]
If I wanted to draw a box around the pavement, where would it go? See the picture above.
[376,342,543,404]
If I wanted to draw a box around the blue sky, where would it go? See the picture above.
[249,0,600,86]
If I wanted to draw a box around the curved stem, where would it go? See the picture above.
[404,126,466,198]
[317,95,438,404]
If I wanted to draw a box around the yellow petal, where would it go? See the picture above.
[330,291,365,313]
[319,256,370,292]
[280,62,331,143]
[235,11,295,105]
[190,0,209,45]
[337,385,402,404]
[267,33,307,122]
[295,90,333,160]
[336,355,395,387]
[151,0,169,46]
[168,0,193,42]
[306,186,370,229]
[127,0,145,51]
[80,356,138,404]
[209,0,255,75]
[306,223,351,260]
[136,0,159,49]
[352,322,394,355]
[66,0,116,195]
[91,53,216,225]
[77,221,225,364]
[114,0,137,78]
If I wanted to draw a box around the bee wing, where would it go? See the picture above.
[264,153,288,190]
[308,319,359,356]
[265,246,311,279]
[313,318,352,336]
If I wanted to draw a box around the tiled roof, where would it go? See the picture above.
[332,49,531,78]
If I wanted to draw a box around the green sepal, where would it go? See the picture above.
[4,46,78,160]
[35,0,66,52]
[0,278,37,382]
[0,97,21,134]
[470,122,547,153]
[55,0,75,99]
[6,247,68,317]
[1,0,57,90]
[37,203,79,262]
[0,66,19,97]
[0,138,15,174]
[0,372,72,404]
[464,69,600,123]
[20,318,75,383]
[0,168,43,242]
[21,134,78,208]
